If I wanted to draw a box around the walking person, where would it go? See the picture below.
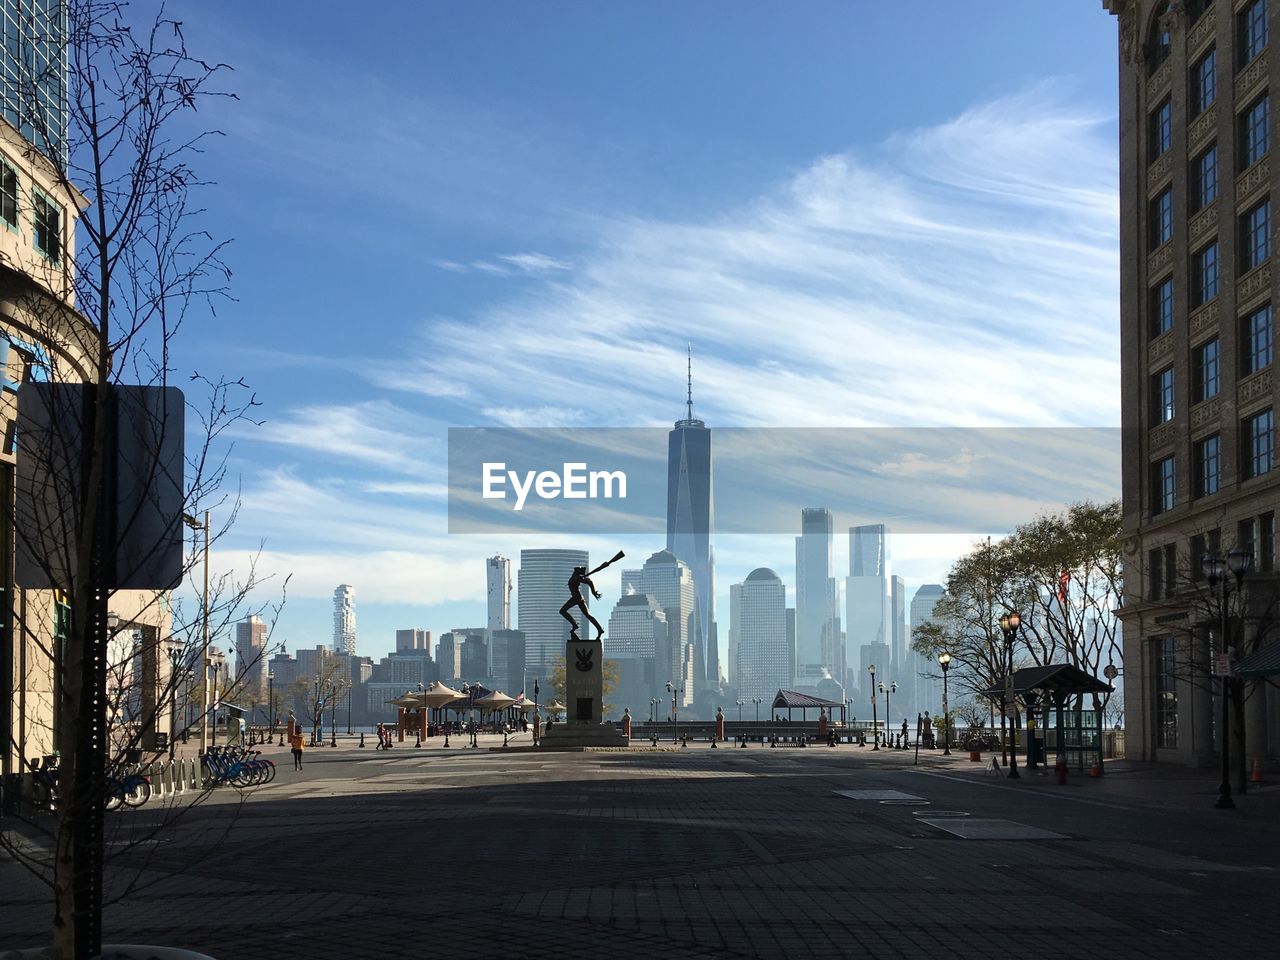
[901,717,909,748]
[290,724,305,770]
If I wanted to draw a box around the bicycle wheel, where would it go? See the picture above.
[123,777,152,808]
[103,777,124,811]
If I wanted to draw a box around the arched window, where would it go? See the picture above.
[1149,2,1172,75]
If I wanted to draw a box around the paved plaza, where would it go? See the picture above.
[2,740,1278,958]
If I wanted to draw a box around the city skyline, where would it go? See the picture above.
[159,3,1120,657]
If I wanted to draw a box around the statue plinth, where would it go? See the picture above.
[540,637,626,749]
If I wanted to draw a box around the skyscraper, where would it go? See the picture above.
[910,584,948,716]
[666,349,715,695]
[235,615,268,690]
[486,555,512,631]
[333,584,356,655]
[846,524,891,689]
[890,574,908,712]
[517,548,589,682]
[731,568,789,701]
[606,593,669,716]
[395,628,431,652]
[796,507,841,681]
[620,550,697,706]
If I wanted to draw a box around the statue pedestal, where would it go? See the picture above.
[540,637,627,749]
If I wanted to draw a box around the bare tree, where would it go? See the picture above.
[0,5,277,958]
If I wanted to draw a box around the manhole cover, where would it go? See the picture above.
[834,789,927,802]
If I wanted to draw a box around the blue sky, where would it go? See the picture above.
[166,2,1122,666]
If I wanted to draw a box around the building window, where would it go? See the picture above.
[1151,5,1173,75]
[1152,367,1175,425]
[1152,189,1174,249]
[1193,241,1220,306]
[1194,337,1220,401]
[1239,0,1269,68]
[32,189,60,263]
[0,158,16,230]
[1242,408,1275,478]
[1242,303,1273,374]
[1189,0,1213,23]
[1155,636,1178,749]
[1193,48,1217,116]
[1193,144,1219,211]
[1149,542,1178,599]
[1152,455,1176,515]
[1239,517,1258,567]
[1191,528,1223,580]
[1151,98,1173,158]
[1241,198,1271,270]
[1239,93,1270,169]
[1151,277,1175,337]
[1195,434,1221,497]
[1261,512,1276,572]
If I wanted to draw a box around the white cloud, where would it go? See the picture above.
[380,87,1118,433]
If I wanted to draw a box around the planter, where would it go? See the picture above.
[3,947,215,960]
[968,750,981,762]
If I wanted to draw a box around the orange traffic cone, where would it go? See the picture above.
[1252,758,1263,784]
[1090,758,1103,778]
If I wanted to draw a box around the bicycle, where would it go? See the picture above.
[202,745,276,787]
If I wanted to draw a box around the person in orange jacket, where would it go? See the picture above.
[289,726,305,770]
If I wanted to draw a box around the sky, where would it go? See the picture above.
[161,2,1123,667]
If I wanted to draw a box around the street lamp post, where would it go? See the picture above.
[666,681,682,743]
[181,511,211,755]
[531,678,539,748]
[878,681,896,747]
[331,681,342,746]
[1203,547,1252,809]
[736,699,744,723]
[752,697,761,724]
[346,680,354,735]
[267,671,275,743]
[312,677,321,746]
[998,611,1021,779]
[868,665,879,750]
[938,652,952,755]
[164,639,184,761]
[649,698,659,723]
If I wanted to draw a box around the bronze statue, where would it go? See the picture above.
[560,550,624,641]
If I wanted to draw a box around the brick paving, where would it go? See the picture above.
[2,743,1278,958]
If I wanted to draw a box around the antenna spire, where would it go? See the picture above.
[686,343,693,421]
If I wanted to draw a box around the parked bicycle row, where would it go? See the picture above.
[201,745,277,787]
[26,756,153,811]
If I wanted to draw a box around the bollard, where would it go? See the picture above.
[415,733,422,748]
[503,732,509,748]
[359,732,366,748]
[710,739,717,748]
